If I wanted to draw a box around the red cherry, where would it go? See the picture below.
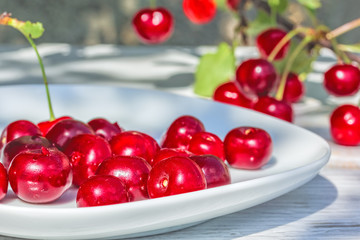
[147,156,206,198]
[96,155,151,201]
[88,118,123,142]
[283,73,305,103]
[224,127,273,170]
[110,131,160,166]
[45,119,95,150]
[2,135,52,169]
[213,81,255,108]
[190,155,230,188]
[132,7,174,44]
[253,96,293,122]
[256,28,289,60]
[76,175,129,207]
[160,115,205,150]
[0,163,8,201]
[330,104,360,146]
[38,116,72,136]
[152,148,192,167]
[0,120,42,151]
[188,131,225,161]
[323,64,360,96]
[8,147,72,203]
[226,0,241,11]
[63,134,112,186]
[235,58,277,97]
[183,0,217,24]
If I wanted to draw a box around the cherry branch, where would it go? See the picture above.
[251,0,360,64]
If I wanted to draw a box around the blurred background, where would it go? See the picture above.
[0,0,359,46]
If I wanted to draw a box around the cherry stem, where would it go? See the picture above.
[275,36,313,101]
[326,18,360,40]
[25,35,55,121]
[267,27,310,62]
[150,0,157,8]
[330,37,351,64]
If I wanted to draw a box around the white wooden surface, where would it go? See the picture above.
[0,45,359,240]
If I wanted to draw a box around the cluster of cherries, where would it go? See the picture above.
[0,115,272,207]
[211,28,360,146]
[213,28,302,123]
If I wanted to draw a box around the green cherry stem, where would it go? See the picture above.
[267,27,311,62]
[330,37,351,64]
[275,36,313,101]
[25,35,55,121]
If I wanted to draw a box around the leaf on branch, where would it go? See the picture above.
[194,42,236,97]
[247,9,275,36]
[268,0,288,13]
[273,41,318,76]
[0,12,44,39]
[214,0,227,10]
[297,0,321,10]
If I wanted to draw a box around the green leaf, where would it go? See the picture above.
[247,10,275,36]
[297,0,321,10]
[214,0,227,10]
[268,0,288,13]
[194,42,236,97]
[20,21,44,39]
[273,41,318,76]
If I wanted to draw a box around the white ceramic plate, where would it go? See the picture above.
[0,84,330,240]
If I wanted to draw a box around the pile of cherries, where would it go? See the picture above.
[0,115,272,207]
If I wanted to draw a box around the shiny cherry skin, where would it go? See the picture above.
[2,135,53,169]
[0,120,42,151]
[226,0,241,11]
[235,58,277,96]
[188,131,225,161]
[96,155,151,201]
[45,119,95,150]
[213,81,255,108]
[283,73,305,103]
[253,96,293,122]
[323,64,360,96]
[76,175,129,207]
[8,147,72,203]
[256,28,289,60]
[147,156,206,198]
[330,104,360,146]
[190,154,230,188]
[88,118,123,142]
[224,127,273,170]
[63,134,112,186]
[0,163,7,201]
[152,148,192,167]
[132,7,174,44]
[161,115,205,150]
[183,0,216,24]
[38,116,72,136]
[110,131,159,166]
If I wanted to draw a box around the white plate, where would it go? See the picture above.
[0,84,330,240]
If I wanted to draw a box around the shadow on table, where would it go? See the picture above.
[140,174,337,240]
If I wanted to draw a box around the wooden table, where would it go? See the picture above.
[0,44,359,240]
